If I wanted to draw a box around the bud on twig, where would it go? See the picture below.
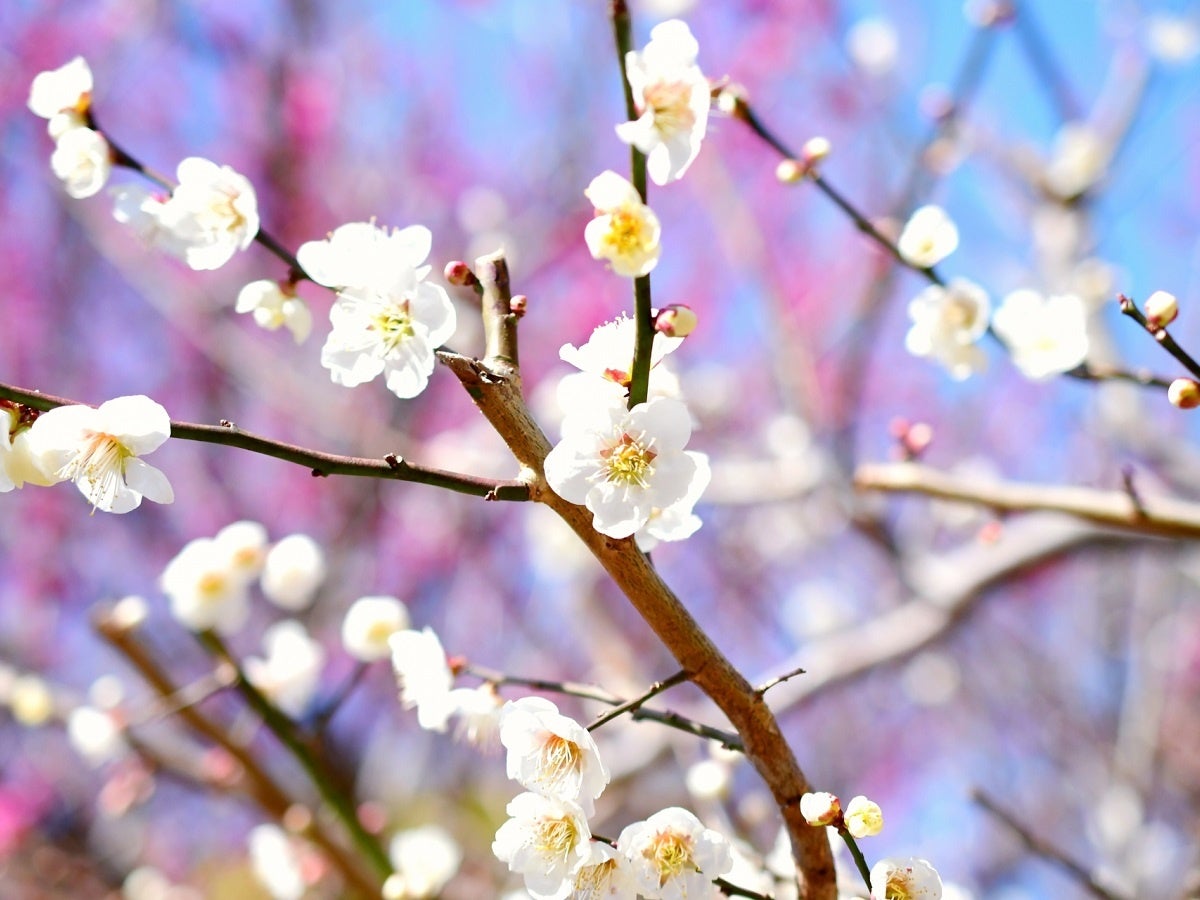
[1168,378,1200,409]
[444,260,478,288]
[655,304,697,337]
[509,294,527,317]
[1144,290,1179,329]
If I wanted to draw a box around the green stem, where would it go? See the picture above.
[839,829,873,891]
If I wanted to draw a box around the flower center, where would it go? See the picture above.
[59,431,129,510]
[644,830,696,886]
[600,432,657,488]
[536,814,581,859]
[536,734,583,790]
[645,81,696,137]
[370,301,416,352]
[197,571,232,604]
[944,293,980,331]
[604,209,651,256]
[574,859,619,891]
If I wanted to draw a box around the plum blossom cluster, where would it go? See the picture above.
[2,394,173,514]
[492,696,733,899]
[28,57,111,199]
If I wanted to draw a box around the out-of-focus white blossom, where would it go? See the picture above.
[390,627,455,732]
[50,126,111,198]
[844,795,884,838]
[157,157,260,270]
[492,792,592,900]
[584,171,661,278]
[341,595,411,662]
[897,205,959,269]
[992,289,1089,379]
[161,537,252,634]
[298,222,455,400]
[260,534,326,610]
[236,280,312,344]
[635,449,710,552]
[685,757,731,801]
[244,621,326,718]
[446,684,504,750]
[67,705,125,766]
[1044,123,1110,200]
[847,18,899,76]
[385,824,462,898]
[869,857,943,900]
[616,20,710,185]
[27,395,173,513]
[499,696,610,816]
[1147,14,1200,65]
[213,520,270,584]
[9,675,55,727]
[28,57,93,123]
[112,186,194,259]
[248,824,307,900]
[905,279,991,380]
[800,791,842,827]
[617,807,732,900]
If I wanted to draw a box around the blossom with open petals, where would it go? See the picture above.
[571,842,638,900]
[492,792,592,900]
[153,157,260,270]
[991,289,1089,379]
[27,395,173,514]
[341,595,410,662]
[160,536,251,634]
[244,621,326,719]
[635,449,709,552]
[260,534,326,610]
[584,171,661,278]
[236,280,312,344]
[545,393,698,539]
[869,857,943,900]
[0,405,57,492]
[905,279,991,380]
[50,126,111,198]
[616,20,710,185]
[617,807,732,900]
[385,825,462,899]
[898,205,959,268]
[390,627,455,732]
[499,696,610,816]
[298,223,456,400]
[28,56,93,128]
[213,520,270,584]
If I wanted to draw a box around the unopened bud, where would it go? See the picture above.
[776,159,804,183]
[799,791,842,827]
[843,795,884,838]
[802,136,832,164]
[509,294,528,317]
[1168,378,1200,410]
[715,85,745,116]
[1144,290,1179,329]
[655,304,698,338]
[443,260,477,287]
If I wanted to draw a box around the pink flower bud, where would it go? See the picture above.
[509,294,527,317]
[799,791,842,826]
[1144,290,1179,329]
[1168,378,1200,410]
[443,260,477,287]
[655,304,698,338]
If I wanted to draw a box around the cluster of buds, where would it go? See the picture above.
[799,791,885,839]
[776,136,833,183]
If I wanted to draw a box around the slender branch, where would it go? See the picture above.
[756,665,806,696]
[1118,294,1200,382]
[855,460,1200,540]
[973,790,1128,900]
[588,670,689,732]
[0,381,531,501]
[838,831,872,892]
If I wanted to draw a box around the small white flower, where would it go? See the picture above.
[869,857,943,900]
[570,841,638,900]
[67,705,125,766]
[390,627,455,732]
[616,19,711,185]
[992,289,1089,379]
[111,185,193,258]
[27,395,173,513]
[160,537,252,634]
[847,17,899,76]
[213,520,270,584]
[341,595,411,662]
[685,758,731,801]
[244,621,326,719]
[635,449,710,552]
[0,406,57,492]
[905,279,991,380]
[584,171,661,278]
[260,534,326,610]
[559,314,683,390]
[897,205,959,268]
[799,791,841,827]
[157,157,260,270]
[298,223,456,400]
[386,824,462,898]
[1044,123,1110,200]
[544,393,698,540]
[248,824,307,900]
[844,795,884,838]
[236,280,312,344]
[50,126,111,199]
[499,696,610,816]
[446,684,504,750]
[9,675,55,727]
[617,807,732,900]
[28,56,93,121]
[1147,14,1200,64]
[492,792,592,900]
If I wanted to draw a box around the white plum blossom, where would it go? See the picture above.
[66,706,126,766]
[50,126,111,199]
[213,520,270,584]
[385,824,462,898]
[248,824,307,900]
[616,19,711,185]
[260,534,326,610]
[297,222,456,400]
[869,857,943,900]
[570,841,638,900]
[341,595,411,662]
[905,279,991,380]
[27,395,173,514]
[799,791,841,827]
[8,675,55,727]
[160,536,252,634]
[0,406,57,492]
[156,157,260,270]
[28,56,92,128]
[843,795,884,838]
[446,684,504,750]
[847,17,899,76]
[492,792,592,900]
[635,449,710,552]
[584,171,661,278]
[617,807,732,900]
[544,393,698,539]
[244,620,326,719]
[897,205,959,269]
[236,280,312,344]
[1147,14,1200,64]
[111,185,194,259]
[560,315,682,387]
[390,627,455,732]
[1044,123,1110,200]
[991,289,1089,379]
[499,696,610,816]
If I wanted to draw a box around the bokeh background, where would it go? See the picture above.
[2,0,1200,897]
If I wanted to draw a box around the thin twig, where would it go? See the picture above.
[588,670,689,731]
[1118,294,1200,381]
[756,666,806,696]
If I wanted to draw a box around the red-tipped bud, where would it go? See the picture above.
[509,294,528,317]
[1168,378,1200,410]
[799,792,842,827]
[655,304,698,338]
[1144,290,1179,329]
[443,260,477,287]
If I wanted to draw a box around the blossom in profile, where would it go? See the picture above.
[236,280,312,344]
[616,19,711,185]
[492,792,592,900]
[384,824,462,899]
[905,279,991,380]
[28,56,93,133]
[297,223,456,400]
[446,684,504,750]
[160,537,251,634]
[0,405,57,492]
[156,157,260,270]
[244,621,326,719]
[50,126,111,198]
[260,534,326,610]
[843,795,884,838]
[498,696,610,815]
[584,171,661,278]
[869,857,943,900]
[991,289,1089,379]
[544,393,698,539]
[27,395,173,514]
[560,315,683,389]
[341,595,411,662]
[897,205,959,269]
[112,185,194,258]
[617,807,732,900]
[390,627,455,732]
